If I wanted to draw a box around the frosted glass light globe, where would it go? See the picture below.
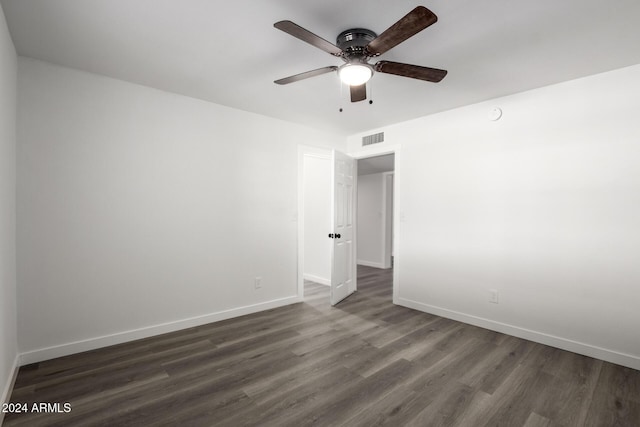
[339,64,373,86]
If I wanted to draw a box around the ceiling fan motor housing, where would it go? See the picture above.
[336,28,377,62]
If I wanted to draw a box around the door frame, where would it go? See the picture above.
[297,143,402,305]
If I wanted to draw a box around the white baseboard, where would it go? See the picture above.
[396,297,640,371]
[357,260,386,269]
[20,295,301,365]
[0,354,21,424]
[303,274,330,286]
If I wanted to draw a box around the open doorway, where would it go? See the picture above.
[298,146,399,305]
[357,154,395,269]
[356,154,395,298]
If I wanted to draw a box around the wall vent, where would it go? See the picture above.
[362,132,384,146]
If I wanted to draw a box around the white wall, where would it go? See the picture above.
[17,58,344,362]
[347,64,640,370]
[302,153,331,285]
[357,173,386,268]
[0,3,18,409]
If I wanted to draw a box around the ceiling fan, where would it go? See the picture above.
[274,6,447,103]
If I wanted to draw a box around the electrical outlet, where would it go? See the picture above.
[489,289,499,304]
[254,277,262,289]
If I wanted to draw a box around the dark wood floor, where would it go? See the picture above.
[4,266,640,426]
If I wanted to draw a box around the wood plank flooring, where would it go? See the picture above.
[4,265,640,426]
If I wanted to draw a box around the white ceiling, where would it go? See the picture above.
[358,154,394,176]
[2,0,640,136]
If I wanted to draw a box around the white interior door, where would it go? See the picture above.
[330,150,357,305]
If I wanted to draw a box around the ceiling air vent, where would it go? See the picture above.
[362,132,384,146]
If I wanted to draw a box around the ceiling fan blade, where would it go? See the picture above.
[366,6,437,56]
[350,84,367,102]
[275,66,338,85]
[274,21,343,56]
[375,61,447,82]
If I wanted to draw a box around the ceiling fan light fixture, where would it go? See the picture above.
[339,63,373,86]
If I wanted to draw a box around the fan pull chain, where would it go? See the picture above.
[339,81,344,112]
